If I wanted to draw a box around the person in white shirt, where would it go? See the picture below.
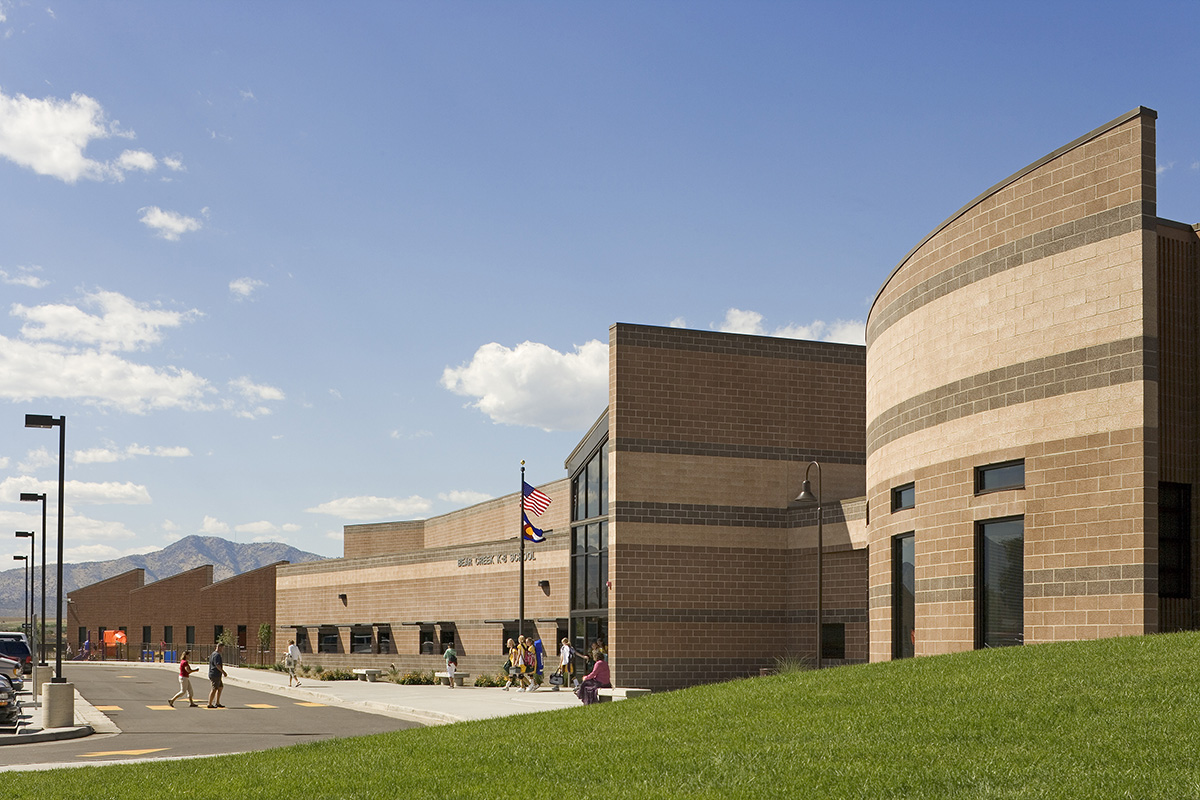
[557,638,576,691]
[286,639,303,687]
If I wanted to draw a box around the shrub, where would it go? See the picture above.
[772,652,813,674]
[399,670,435,685]
[318,668,357,681]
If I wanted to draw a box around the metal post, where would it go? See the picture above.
[519,461,526,638]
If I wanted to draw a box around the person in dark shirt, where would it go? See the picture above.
[207,643,228,708]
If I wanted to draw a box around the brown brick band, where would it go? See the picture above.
[616,324,867,365]
[613,437,864,465]
[867,335,1155,453]
[614,501,862,527]
[867,201,1149,346]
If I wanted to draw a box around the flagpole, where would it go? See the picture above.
[519,461,526,639]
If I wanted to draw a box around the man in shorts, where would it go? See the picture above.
[207,642,227,708]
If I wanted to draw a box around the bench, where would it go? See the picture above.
[434,671,469,686]
[352,668,383,682]
[597,687,651,702]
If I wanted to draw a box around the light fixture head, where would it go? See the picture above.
[795,479,818,504]
[24,414,57,429]
[15,531,33,538]
[13,555,26,561]
[19,493,44,502]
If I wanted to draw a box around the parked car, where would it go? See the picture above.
[0,631,31,648]
[0,673,18,725]
[0,654,23,691]
[0,638,33,674]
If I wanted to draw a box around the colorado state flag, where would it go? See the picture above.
[522,512,546,543]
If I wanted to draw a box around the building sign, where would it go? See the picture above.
[457,551,536,568]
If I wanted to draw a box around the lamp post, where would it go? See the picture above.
[16,532,35,636]
[25,414,66,684]
[795,460,823,669]
[13,554,29,639]
[20,492,47,665]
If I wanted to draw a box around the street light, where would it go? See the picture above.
[795,460,823,669]
[13,553,29,638]
[15,533,34,636]
[20,492,47,665]
[25,413,66,683]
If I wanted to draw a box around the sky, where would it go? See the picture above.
[0,1,1198,565]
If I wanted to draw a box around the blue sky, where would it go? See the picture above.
[1,1,1197,563]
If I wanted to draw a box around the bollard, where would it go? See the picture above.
[42,681,75,729]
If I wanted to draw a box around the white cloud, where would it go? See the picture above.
[668,316,688,328]
[715,308,865,345]
[17,446,56,473]
[116,149,156,172]
[162,156,185,172]
[138,206,203,240]
[229,277,266,300]
[0,265,47,288]
[1157,161,1174,175]
[200,515,230,534]
[73,443,192,464]
[235,520,278,535]
[0,334,212,413]
[0,475,150,505]
[438,490,493,507]
[230,376,284,402]
[0,456,8,469]
[13,289,203,351]
[441,339,608,431]
[305,495,433,521]
[0,88,141,182]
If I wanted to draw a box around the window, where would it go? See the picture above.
[892,533,915,659]
[502,626,518,654]
[317,626,340,654]
[1159,482,1192,598]
[440,628,455,651]
[78,627,86,648]
[891,483,915,511]
[822,623,845,660]
[976,460,1025,494]
[376,626,392,654]
[295,627,310,653]
[186,626,195,645]
[419,629,435,655]
[977,516,1024,648]
[214,625,223,643]
[163,626,173,645]
[350,626,373,654]
[142,626,152,645]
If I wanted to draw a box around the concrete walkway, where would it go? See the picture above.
[2,660,582,746]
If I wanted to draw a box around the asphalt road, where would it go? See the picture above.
[2,664,420,768]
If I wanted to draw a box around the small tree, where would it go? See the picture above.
[258,623,272,655]
[216,628,237,649]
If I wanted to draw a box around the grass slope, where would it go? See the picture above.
[10,632,1200,799]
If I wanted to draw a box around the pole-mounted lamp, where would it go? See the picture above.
[13,553,29,640]
[795,460,823,669]
[20,492,47,665]
[25,413,66,683]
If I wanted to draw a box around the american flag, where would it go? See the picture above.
[522,481,552,516]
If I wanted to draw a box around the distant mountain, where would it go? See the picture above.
[0,535,327,620]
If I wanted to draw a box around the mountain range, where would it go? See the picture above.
[0,535,327,620]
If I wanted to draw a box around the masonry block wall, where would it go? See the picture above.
[865,107,1161,661]
[609,323,868,690]
[275,480,570,675]
[67,568,144,650]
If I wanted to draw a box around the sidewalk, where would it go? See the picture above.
[2,660,581,746]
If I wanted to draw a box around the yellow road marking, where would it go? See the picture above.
[295,702,326,707]
[94,705,122,711]
[246,703,276,709]
[80,748,168,758]
[147,705,174,710]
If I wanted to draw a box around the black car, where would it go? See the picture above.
[0,673,18,725]
[0,639,32,674]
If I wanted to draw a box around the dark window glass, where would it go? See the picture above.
[822,623,845,660]
[163,626,173,645]
[892,483,915,511]
[978,517,1024,648]
[350,627,373,654]
[599,445,608,516]
[586,451,601,519]
[377,626,392,654]
[892,533,915,659]
[214,625,223,643]
[502,627,518,654]
[419,629,435,655]
[318,627,339,654]
[976,460,1025,494]
[440,629,455,650]
[142,626,152,645]
[78,627,86,648]
[186,626,195,645]
[295,628,309,653]
[1159,482,1192,598]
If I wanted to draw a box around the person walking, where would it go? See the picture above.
[443,642,458,688]
[286,639,303,687]
[518,635,537,692]
[207,642,228,708]
[503,638,518,690]
[169,649,199,707]
[555,637,575,692]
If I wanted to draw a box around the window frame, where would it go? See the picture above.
[975,515,1025,649]
[892,532,915,659]
[975,459,1025,495]
[891,482,915,512]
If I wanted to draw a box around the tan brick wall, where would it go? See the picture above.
[609,324,868,690]
[866,108,1159,662]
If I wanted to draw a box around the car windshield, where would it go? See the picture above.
[0,640,30,657]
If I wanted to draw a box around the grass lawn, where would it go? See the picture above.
[9,632,1200,799]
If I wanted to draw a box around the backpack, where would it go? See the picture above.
[523,649,535,668]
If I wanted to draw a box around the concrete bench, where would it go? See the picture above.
[597,687,651,702]
[434,671,469,686]
[352,668,383,682]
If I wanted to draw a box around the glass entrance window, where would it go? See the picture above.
[977,516,1024,648]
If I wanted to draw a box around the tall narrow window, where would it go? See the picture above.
[569,434,609,642]
[1159,482,1192,598]
[892,533,915,659]
[977,516,1024,648]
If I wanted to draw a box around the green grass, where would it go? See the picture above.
[10,632,1200,799]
